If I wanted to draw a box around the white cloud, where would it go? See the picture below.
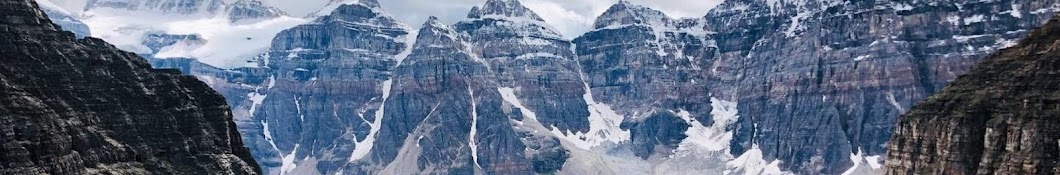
[373,0,724,38]
[55,0,722,38]
[51,0,722,39]
[39,0,88,15]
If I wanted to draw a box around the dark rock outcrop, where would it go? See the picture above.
[0,0,259,174]
[885,13,1060,175]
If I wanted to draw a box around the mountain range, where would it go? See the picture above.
[34,0,1060,174]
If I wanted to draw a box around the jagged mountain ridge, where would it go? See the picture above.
[67,0,1060,174]
[0,0,260,174]
[885,13,1060,175]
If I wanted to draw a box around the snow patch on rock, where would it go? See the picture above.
[247,92,267,115]
[784,11,811,37]
[885,92,905,113]
[726,145,789,175]
[280,144,301,175]
[964,14,987,25]
[1000,3,1023,18]
[348,79,391,162]
[674,97,739,153]
[467,87,481,168]
[498,87,538,120]
[500,85,629,150]
[662,97,793,175]
[840,148,884,175]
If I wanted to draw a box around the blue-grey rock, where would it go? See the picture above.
[574,1,716,159]
[455,0,591,138]
[219,1,412,174]
[365,16,497,175]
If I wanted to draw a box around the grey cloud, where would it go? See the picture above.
[268,0,722,38]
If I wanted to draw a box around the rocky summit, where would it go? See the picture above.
[0,0,259,174]
[886,13,1060,175]
[226,0,286,24]
[61,0,1060,174]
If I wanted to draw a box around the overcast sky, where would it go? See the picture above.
[268,0,724,38]
[50,0,724,38]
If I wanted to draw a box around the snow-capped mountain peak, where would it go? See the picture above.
[460,0,563,39]
[592,0,673,29]
[315,2,404,30]
[226,0,287,23]
[359,0,380,8]
[417,16,462,46]
[308,0,409,30]
[468,0,544,21]
[309,0,388,18]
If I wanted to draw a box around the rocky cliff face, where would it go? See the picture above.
[365,16,523,175]
[456,0,593,140]
[885,13,1060,175]
[210,1,412,174]
[0,0,259,174]
[211,1,597,174]
[701,0,1059,174]
[574,1,715,160]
